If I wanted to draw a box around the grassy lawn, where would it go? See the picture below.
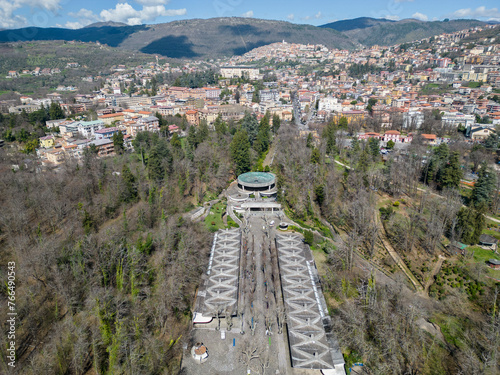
[180,137,187,150]
[204,201,227,231]
[376,198,395,209]
[481,227,500,241]
[466,81,482,88]
[459,186,472,200]
[486,213,500,222]
[469,246,500,263]
[467,246,500,280]
[202,191,219,203]
[430,314,465,349]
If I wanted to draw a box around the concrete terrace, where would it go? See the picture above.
[276,234,343,371]
[194,228,241,318]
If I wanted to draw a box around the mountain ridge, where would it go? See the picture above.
[0,17,490,59]
[320,17,395,31]
[340,18,487,46]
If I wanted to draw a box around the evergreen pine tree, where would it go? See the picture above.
[147,146,164,182]
[198,120,209,144]
[368,137,380,160]
[121,165,137,202]
[214,114,227,135]
[457,206,485,244]
[471,162,497,208]
[230,130,251,175]
[170,133,182,149]
[323,122,337,155]
[113,131,124,154]
[49,102,65,120]
[357,145,370,172]
[306,133,314,148]
[272,113,281,134]
[350,138,360,153]
[310,148,320,164]
[187,125,198,148]
[241,112,259,145]
[437,151,462,190]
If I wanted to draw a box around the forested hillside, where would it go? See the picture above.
[272,124,500,374]
[0,120,230,373]
[343,19,486,46]
[1,103,500,373]
[0,110,282,374]
[0,18,355,59]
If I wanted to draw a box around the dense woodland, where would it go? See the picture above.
[0,105,500,374]
[0,110,279,374]
[273,122,500,374]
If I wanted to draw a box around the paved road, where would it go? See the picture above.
[292,94,309,131]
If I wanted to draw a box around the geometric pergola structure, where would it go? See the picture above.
[276,234,343,371]
[195,228,241,318]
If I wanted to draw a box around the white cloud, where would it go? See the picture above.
[240,10,253,18]
[287,13,294,21]
[99,3,186,25]
[384,15,400,21]
[20,0,60,12]
[0,0,61,28]
[68,8,98,20]
[135,0,170,5]
[412,12,428,21]
[0,1,23,28]
[61,21,84,29]
[301,12,323,21]
[448,6,500,21]
[67,8,100,27]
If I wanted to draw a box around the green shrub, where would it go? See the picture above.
[393,201,400,207]
[304,230,314,246]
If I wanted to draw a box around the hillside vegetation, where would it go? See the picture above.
[0,18,355,59]
[1,17,487,59]
[342,19,487,46]
[320,17,395,32]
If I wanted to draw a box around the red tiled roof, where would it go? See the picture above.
[421,134,436,140]
[99,112,124,118]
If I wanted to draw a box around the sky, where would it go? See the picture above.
[1,0,500,30]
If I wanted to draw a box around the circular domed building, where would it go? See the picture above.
[237,172,277,197]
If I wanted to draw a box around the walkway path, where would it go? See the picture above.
[263,143,276,167]
[424,255,446,294]
[376,215,424,293]
[333,159,351,170]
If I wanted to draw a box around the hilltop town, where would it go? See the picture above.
[1,19,500,375]
[0,24,498,166]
